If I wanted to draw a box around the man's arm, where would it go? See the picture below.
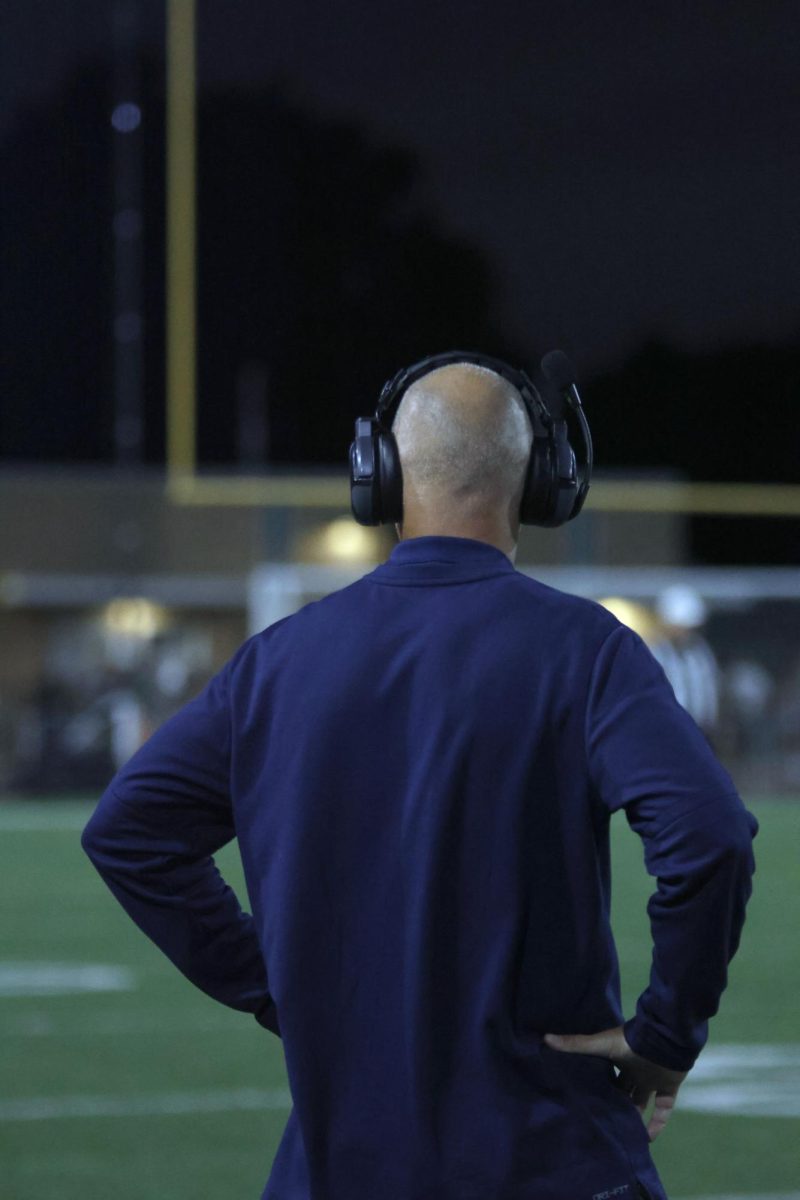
[80,656,280,1036]
[547,621,756,1140]
[584,623,757,1072]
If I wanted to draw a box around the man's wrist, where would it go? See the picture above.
[623,1015,699,1072]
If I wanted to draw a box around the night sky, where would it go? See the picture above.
[1,0,799,551]
[192,0,800,369]
[5,2,799,366]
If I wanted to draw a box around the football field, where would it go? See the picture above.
[0,796,797,1200]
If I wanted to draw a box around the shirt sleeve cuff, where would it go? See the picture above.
[623,1016,701,1072]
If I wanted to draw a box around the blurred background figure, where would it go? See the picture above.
[597,590,721,738]
[652,585,720,738]
[7,599,213,793]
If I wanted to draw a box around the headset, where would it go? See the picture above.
[349,349,593,528]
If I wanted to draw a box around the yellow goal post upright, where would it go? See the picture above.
[165,2,346,514]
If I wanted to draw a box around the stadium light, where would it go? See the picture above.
[298,518,385,564]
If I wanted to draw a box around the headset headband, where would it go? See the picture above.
[375,350,552,440]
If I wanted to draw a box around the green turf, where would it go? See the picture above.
[0,796,795,1200]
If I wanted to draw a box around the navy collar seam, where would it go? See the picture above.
[386,556,512,567]
[368,569,514,586]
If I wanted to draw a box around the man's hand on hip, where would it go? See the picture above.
[544,1025,688,1141]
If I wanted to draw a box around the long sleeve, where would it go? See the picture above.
[586,623,757,1071]
[80,658,280,1036]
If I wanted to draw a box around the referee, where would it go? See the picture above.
[82,358,757,1200]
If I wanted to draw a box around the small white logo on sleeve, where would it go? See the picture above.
[592,1186,630,1200]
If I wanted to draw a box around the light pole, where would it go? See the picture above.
[111,0,144,463]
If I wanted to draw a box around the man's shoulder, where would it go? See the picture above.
[248,574,373,641]
[242,568,624,661]
[509,570,622,634]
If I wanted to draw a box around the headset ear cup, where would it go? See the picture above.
[551,442,578,525]
[349,419,381,525]
[520,437,554,525]
[546,424,578,526]
[348,420,403,526]
[377,429,403,524]
[349,471,378,525]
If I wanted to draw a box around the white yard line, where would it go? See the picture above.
[679,1044,800,1118]
[0,1087,291,1121]
[690,1045,800,1072]
[0,962,136,997]
[4,1013,799,1117]
[2,1045,798,1132]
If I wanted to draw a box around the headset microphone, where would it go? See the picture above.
[349,349,593,528]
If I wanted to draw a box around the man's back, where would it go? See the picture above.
[83,535,756,1200]
[221,535,752,1200]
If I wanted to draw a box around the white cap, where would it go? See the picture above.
[656,585,707,629]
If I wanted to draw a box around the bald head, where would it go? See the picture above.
[391,362,533,520]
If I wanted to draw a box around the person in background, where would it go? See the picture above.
[652,585,721,738]
[598,590,720,740]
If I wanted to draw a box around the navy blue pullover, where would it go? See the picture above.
[82,536,757,1200]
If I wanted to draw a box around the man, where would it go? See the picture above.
[82,361,757,1200]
